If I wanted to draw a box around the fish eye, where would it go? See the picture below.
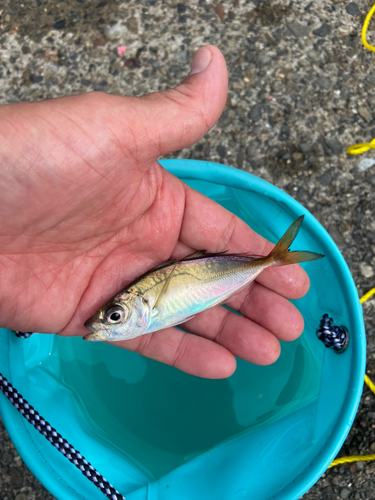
[106,306,126,324]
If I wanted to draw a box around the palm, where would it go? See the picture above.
[0,47,310,378]
[0,93,184,331]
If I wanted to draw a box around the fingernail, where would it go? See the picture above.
[189,47,212,75]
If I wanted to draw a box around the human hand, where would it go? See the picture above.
[0,46,310,378]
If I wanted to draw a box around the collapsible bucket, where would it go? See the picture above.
[0,160,366,500]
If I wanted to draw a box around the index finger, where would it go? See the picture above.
[179,184,310,299]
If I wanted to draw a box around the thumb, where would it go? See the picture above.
[136,45,228,157]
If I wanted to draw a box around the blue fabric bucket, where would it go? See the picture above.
[0,160,366,500]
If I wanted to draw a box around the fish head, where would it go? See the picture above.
[83,292,151,342]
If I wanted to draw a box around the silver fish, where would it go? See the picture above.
[84,216,323,342]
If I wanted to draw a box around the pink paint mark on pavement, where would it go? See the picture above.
[117,46,127,57]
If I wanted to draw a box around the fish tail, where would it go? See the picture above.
[268,215,324,266]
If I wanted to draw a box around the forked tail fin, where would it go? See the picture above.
[268,215,324,266]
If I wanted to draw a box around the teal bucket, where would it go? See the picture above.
[0,160,366,500]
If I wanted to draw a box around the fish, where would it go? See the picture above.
[83,215,324,342]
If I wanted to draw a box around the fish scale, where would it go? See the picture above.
[84,216,324,342]
[140,259,262,333]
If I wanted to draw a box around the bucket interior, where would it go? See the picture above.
[0,160,365,500]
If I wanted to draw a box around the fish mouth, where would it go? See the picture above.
[83,317,106,341]
[84,316,96,331]
[83,331,105,342]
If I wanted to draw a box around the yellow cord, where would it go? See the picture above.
[362,3,375,52]
[329,289,375,468]
[360,287,375,304]
[347,4,375,154]
[330,454,375,468]
[323,3,375,469]
[347,138,375,155]
[364,374,375,396]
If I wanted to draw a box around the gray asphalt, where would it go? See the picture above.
[0,0,375,499]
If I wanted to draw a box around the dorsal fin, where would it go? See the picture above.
[180,249,264,260]
[180,250,207,261]
[147,259,177,272]
[180,250,231,261]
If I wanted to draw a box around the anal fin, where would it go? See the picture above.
[168,315,196,328]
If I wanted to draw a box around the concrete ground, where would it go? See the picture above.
[0,0,375,499]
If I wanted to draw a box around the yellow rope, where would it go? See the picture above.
[347,4,375,154]
[364,374,375,396]
[347,138,375,155]
[329,289,375,468]
[362,3,375,52]
[330,454,375,467]
[322,4,375,470]
[360,287,375,304]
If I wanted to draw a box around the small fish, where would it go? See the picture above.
[84,216,324,342]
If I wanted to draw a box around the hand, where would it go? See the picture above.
[0,46,309,378]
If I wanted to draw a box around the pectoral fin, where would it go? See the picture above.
[153,264,177,310]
